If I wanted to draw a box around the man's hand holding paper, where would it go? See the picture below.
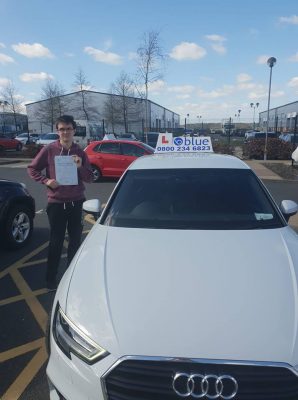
[54,155,78,185]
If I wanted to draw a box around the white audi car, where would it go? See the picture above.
[47,147,298,399]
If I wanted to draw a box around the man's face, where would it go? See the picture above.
[56,122,75,143]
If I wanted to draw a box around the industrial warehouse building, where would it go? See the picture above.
[259,100,298,132]
[25,90,180,143]
[0,112,28,134]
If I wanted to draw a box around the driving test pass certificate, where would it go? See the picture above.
[54,156,78,185]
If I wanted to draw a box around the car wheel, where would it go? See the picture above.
[4,205,33,249]
[91,165,102,182]
[16,142,22,151]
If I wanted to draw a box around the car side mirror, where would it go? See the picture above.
[83,199,101,220]
[280,200,298,222]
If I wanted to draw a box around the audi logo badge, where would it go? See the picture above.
[172,372,238,399]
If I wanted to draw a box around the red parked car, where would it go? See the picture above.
[0,134,22,151]
[84,140,154,181]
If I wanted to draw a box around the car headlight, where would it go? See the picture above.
[53,303,109,364]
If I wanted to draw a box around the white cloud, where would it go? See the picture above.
[205,34,226,42]
[14,94,25,101]
[84,46,122,65]
[237,73,252,83]
[279,15,298,24]
[289,52,298,62]
[248,87,267,100]
[148,79,166,93]
[197,85,234,99]
[0,43,5,48]
[74,84,92,91]
[257,55,270,64]
[20,72,54,82]
[0,77,10,87]
[211,43,226,55]
[288,77,298,87]
[169,42,206,60]
[167,85,194,94]
[237,82,256,90]
[271,90,285,98]
[176,94,190,99]
[64,52,75,57]
[12,42,54,58]
[205,34,227,55]
[0,53,14,64]
[249,89,284,99]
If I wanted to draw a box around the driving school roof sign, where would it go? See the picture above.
[155,133,213,153]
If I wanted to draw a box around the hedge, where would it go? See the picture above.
[242,138,293,160]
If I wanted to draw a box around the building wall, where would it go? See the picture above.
[259,101,298,132]
[0,112,28,133]
[26,90,180,137]
[150,101,179,131]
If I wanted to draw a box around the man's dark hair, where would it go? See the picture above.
[55,115,77,129]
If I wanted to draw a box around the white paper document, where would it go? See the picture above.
[54,156,78,185]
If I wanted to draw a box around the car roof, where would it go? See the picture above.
[90,139,142,145]
[128,152,250,171]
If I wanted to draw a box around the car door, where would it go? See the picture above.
[0,134,13,149]
[95,142,123,176]
[120,143,147,170]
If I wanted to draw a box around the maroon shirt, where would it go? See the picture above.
[28,140,93,203]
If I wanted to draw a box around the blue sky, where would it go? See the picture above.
[0,0,297,123]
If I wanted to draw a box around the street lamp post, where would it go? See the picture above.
[184,113,189,134]
[264,57,277,161]
[234,110,241,135]
[250,102,259,130]
[197,115,203,131]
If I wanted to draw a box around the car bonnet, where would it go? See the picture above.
[65,224,298,366]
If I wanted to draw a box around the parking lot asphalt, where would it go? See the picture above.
[0,218,95,399]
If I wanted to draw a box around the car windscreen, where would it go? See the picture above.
[101,168,284,230]
[141,143,155,153]
[43,134,58,140]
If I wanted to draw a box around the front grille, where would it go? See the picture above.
[103,359,298,400]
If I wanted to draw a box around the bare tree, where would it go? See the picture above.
[37,80,65,130]
[1,80,23,132]
[112,72,137,133]
[103,86,119,134]
[136,30,165,138]
[74,68,91,121]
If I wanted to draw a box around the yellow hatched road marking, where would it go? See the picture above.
[1,345,48,400]
[0,338,44,363]
[0,240,50,400]
[0,288,48,306]
[0,242,49,280]
[0,220,93,399]
[9,269,48,333]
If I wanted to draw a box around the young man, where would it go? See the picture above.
[28,115,93,290]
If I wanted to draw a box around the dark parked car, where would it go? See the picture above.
[0,180,35,249]
[244,131,277,144]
